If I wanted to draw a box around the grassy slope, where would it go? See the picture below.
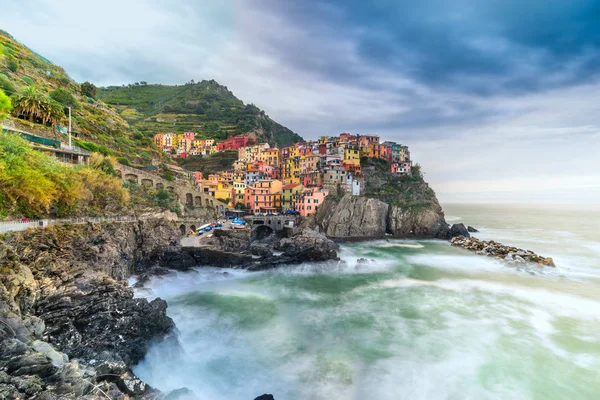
[0,31,166,164]
[175,151,239,175]
[97,80,304,148]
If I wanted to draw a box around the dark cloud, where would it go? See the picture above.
[263,0,600,96]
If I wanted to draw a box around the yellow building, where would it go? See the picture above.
[215,183,233,204]
[282,183,304,210]
[282,158,300,184]
[259,148,280,166]
[343,146,361,166]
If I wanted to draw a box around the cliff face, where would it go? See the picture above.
[0,217,184,399]
[310,193,449,239]
[310,161,450,239]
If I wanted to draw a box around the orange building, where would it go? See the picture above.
[244,180,283,214]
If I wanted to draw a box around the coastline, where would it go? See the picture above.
[0,213,557,399]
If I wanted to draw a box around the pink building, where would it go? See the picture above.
[294,188,328,217]
[182,132,196,141]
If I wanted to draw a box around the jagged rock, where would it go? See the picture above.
[467,226,479,232]
[450,236,555,267]
[0,219,180,399]
[277,229,339,261]
[255,395,275,400]
[310,195,389,237]
[309,193,449,239]
[251,245,273,257]
[450,223,470,238]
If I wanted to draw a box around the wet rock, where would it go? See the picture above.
[467,225,479,232]
[251,245,273,257]
[277,228,339,262]
[255,395,275,400]
[450,236,555,267]
[0,219,181,399]
[450,223,470,238]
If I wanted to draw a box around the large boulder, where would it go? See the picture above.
[467,225,479,232]
[277,228,339,262]
[450,223,470,238]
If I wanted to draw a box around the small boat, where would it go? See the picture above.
[198,223,211,232]
[233,224,246,230]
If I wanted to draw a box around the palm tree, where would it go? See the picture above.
[11,86,65,126]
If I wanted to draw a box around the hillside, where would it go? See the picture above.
[0,30,164,164]
[97,80,303,147]
[175,151,239,176]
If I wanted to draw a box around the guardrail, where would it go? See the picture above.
[0,215,139,234]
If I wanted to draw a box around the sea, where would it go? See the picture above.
[132,203,600,400]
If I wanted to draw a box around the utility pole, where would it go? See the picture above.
[68,106,72,148]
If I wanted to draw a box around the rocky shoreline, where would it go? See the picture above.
[0,211,556,399]
[450,235,555,267]
[0,217,337,399]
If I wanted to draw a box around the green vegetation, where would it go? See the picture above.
[0,133,129,219]
[50,87,78,108]
[81,81,97,99]
[0,88,11,120]
[97,80,303,147]
[145,188,179,213]
[175,151,238,175]
[10,86,66,127]
[0,31,165,164]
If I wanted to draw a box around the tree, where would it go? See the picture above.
[50,87,78,108]
[11,86,66,127]
[0,88,11,120]
[81,81,97,99]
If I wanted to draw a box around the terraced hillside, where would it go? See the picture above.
[98,80,304,148]
[0,30,164,164]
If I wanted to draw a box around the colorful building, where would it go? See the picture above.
[295,188,328,217]
[244,180,283,214]
[282,183,304,210]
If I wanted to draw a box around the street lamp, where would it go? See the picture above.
[67,106,72,148]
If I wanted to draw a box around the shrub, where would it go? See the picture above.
[0,89,11,120]
[7,57,18,73]
[116,156,131,166]
[50,87,78,108]
[145,189,178,212]
[21,76,34,85]
[0,133,126,218]
[81,81,97,99]
[0,73,14,94]
[164,173,174,181]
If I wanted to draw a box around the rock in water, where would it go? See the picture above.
[450,223,470,238]
[450,236,555,267]
[467,225,479,232]
[255,395,275,400]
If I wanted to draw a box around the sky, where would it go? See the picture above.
[2,0,600,204]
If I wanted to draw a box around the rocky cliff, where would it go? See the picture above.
[309,161,450,239]
[0,217,186,399]
[310,192,449,239]
[0,217,334,398]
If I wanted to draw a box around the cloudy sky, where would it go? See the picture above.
[2,0,600,204]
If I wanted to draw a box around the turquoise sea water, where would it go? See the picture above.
[133,204,600,400]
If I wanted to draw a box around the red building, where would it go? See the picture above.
[216,135,251,151]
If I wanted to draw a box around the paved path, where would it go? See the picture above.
[0,216,138,234]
